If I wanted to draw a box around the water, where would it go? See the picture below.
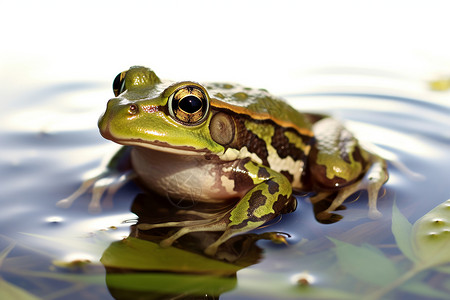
[1,73,449,299]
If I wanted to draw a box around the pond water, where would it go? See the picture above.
[0,71,449,299]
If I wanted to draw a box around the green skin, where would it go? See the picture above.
[72,66,389,256]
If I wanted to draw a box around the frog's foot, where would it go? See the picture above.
[315,158,388,221]
[158,221,228,250]
[365,158,388,219]
[57,170,135,212]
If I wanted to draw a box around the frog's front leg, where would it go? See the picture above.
[57,146,135,212]
[143,159,296,256]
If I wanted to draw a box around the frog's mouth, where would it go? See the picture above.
[99,121,213,156]
[123,139,212,156]
[103,134,212,156]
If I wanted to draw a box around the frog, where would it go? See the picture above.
[59,66,388,256]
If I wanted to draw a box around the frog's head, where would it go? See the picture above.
[98,66,229,155]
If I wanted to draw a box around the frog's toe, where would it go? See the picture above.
[160,237,175,248]
[316,210,343,223]
[368,208,382,219]
[316,210,333,221]
[137,223,157,230]
[204,244,219,256]
[56,198,73,208]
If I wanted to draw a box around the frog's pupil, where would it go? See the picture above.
[179,96,202,113]
[112,71,126,97]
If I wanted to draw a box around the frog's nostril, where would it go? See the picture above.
[129,104,139,115]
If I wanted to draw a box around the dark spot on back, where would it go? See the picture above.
[266,180,279,195]
[258,167,271,179]
[272,127,310,162]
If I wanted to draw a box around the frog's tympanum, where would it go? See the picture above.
[62,66,388,256]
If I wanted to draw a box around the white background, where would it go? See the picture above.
[2,0,450,100]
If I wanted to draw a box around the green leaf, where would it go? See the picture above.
[0,241,16,267]
[412,199,450,268]
[101,237,241,275]
[105,273,236,296]
[391,200,415,262]
[0,279,42,300]
[435,265,450,274]
[400,278,450,299]
[444,277,450,292]
[0,243,42,299]
[7,269,106,285]
[329,238,400,286]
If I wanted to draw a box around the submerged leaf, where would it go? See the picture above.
[106,273,236,296]
[436,265,450,274]
[0,279,42,300]
[391,201,415,262]
[329,238,399,286]
[0,243,41,299]
[412,199,450,268]
[0,241,16,267]
[400,278,450,299]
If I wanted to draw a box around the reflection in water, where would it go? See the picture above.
[130,193,270,264]
[101,192,288,299]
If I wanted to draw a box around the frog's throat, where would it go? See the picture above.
[113,138,212,156]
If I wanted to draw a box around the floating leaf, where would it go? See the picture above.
[412,199,450,268]
[391,201,415,262]
[329,238,399,286]
[101,237,241,275]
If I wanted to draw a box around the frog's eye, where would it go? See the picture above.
[112,71,127,96]
[168,85,210,125]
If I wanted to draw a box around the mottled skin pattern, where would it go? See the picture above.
[60,66,388,256]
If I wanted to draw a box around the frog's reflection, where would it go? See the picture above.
[102,193,289,300]
[131,193,285,262]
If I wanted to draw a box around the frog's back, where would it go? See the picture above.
[205,82,313,134]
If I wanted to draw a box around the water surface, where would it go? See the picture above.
[1,72,449,299]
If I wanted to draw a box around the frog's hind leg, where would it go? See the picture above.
[310,117,389,220]
[364,156,388,219]
[158,219,229,249]
[316,156,388,220]
[163,180,295,255]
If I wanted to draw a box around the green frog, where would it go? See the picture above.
[60,66,388,256]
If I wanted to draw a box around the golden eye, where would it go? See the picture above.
[168,85,209,125]
[112,71,127,96]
